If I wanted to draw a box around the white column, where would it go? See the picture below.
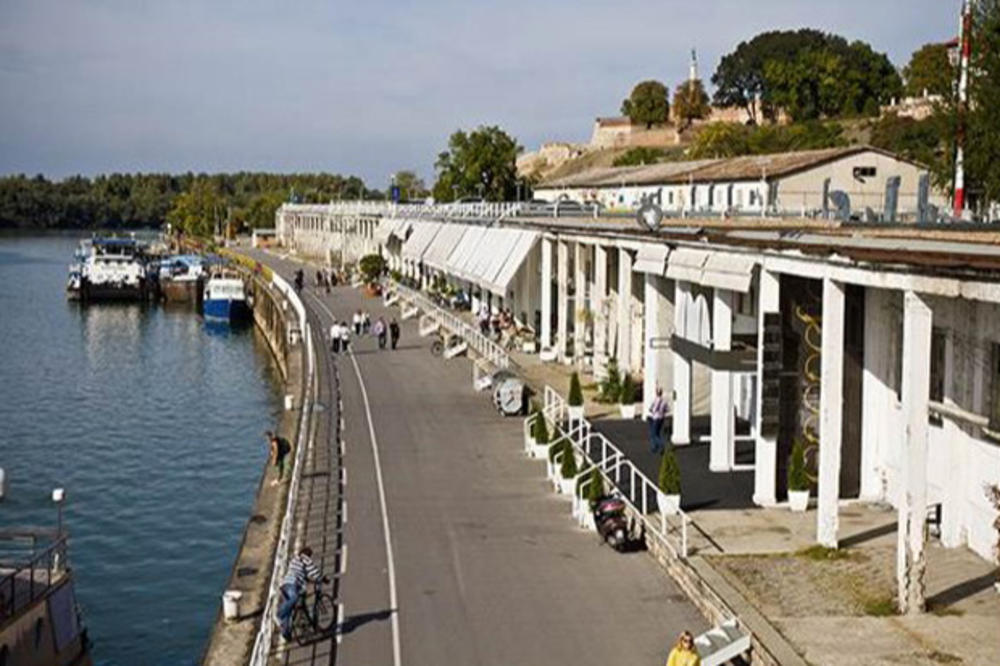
[897,290,932,614]
[710,289,734,472]
[643,274,672,412]
[754,270,780,506]
[574,242,586,361]
[594,245,609,365]
[540,238,553,350]
[617,247,633,373]
[817,277,845,549]
[557,240,570,359]
[672,280,692,446]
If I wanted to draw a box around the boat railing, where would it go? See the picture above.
[0,529,69,622]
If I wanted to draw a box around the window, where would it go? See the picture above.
[853,166,877,179]
[989,343,1000,432]
[930,328,947,403]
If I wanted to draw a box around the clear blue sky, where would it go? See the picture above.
[0,0,960,188]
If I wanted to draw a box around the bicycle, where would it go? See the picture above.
[290,580,336,645]
[429,333,461,357]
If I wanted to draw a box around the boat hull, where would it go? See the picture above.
[203,297,250,323]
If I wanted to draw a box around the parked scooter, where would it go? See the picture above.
[593,496,630,552]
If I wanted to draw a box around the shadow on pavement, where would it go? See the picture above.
[337,608,396,635]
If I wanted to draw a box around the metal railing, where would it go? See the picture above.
[391,282,511,370]
[248,276,315,666]
[0,530,68,620]
[534,386,690,559]
[281,201,526,221]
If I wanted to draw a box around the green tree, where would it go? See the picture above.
[903,43,954,97]
[963,0,1000,209]
[658,449,681,495]
[166,178,223,237]
[869,113,948,184]
[432,126,521,202]
[393,170,428,201]
[688,121,846,159]
[568,371,584,407]
[621,80,670,128]
[612,147,666,167]
[673,79,711,130]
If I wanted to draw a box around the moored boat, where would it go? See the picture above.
[202,271,250,323]
[159,254,207,304]
[78,237,150,302]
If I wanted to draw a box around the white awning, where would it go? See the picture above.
[401,222,442,261]
[665,247,709,284]
[446,226,487,279]
[423,224,468,272]
[373,219,396,244]
[475,228,521,293]
[700,252,756,293]
[633,243,671,276]
[485,230,540,297]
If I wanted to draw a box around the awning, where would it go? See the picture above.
[373,220,396,244]
[465,228,505,284]
[665,247,709,284]
[423,224,468,272]
[401,222,442,262]
[633,242,670,276]
[485,230,540,297]
[446,226,488,279]
[700,252,756,293]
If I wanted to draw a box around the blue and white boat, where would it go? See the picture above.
[202,272,250,323]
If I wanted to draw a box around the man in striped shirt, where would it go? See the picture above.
[646,387,669,454]
[276,546,327,641]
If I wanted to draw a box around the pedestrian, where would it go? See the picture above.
[323,267,331,294]
[646,386,668,454]
[340,320,351,352]
[374,317,387,349]
[665,630,700,666]
[478,305,490,336]
[266,431,292,487]
[362,311,371,334]
[276,547,327,642]
[330,321,341,354]
[389,318,400,350]
[353,310,363,336]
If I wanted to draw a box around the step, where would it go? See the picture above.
[694,619,751,666]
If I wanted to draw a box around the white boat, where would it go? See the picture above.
[78,237,149,301]
[203,272,250,323]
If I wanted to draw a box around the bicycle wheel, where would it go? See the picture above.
[430,340,444,356]
[314,593,336,633]
[291,607,312,646]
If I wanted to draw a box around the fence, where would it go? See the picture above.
[533,386,690,560]
[0,530,68,619]
[248,275,315,666]
[392,282,511,371]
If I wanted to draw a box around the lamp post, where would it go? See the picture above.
[52,488,65,536]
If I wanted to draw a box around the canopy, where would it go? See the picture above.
[423,224,469,272]
[632,242,670,276]
[485,230,540,297]
[401,222,442,261]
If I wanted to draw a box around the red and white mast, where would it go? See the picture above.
[954,0,974,218]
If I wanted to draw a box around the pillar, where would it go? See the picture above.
[617,247,633,372]
[710,289,734,472]
[557,240,570,359]
[594,245,609,365]
[541,237,553,350]
[754,270,780,506]
[574,242,587,361]
[672,280,692,446]
[643,274,672,413]
[897,290,932,614]
[817,277,845,548]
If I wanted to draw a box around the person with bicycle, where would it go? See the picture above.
[277,546,328,641]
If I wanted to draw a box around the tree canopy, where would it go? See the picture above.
[432,125,522,202]
[903,43,954,98]
[711,29,902,122]
[621,80,670,128]
[673,79,711,129]
[392,170,428,201]
[688,121,847,159]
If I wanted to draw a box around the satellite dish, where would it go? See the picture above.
[636,201,663,231]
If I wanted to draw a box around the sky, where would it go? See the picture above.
[0,0,961,188]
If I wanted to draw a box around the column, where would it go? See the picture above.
[672,280,692,446]
[897,290,932,614]
[617,247,633,373]
[574,242,587,361]
[557,240,570,359]
[594,245,609,367]
[710,289,734,472]
[817,277,845,549]
[754,270,780,506]
[643,274,672,412]
[540,237,553,350]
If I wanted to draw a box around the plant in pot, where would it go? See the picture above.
[597,357,622,404]
[619,373,637,419]
[567,372,585,422]
[528,405,552,459]
[577,467,605,531]
[558,438,579,495]
[657,448,682,515]
[788,439,810,512]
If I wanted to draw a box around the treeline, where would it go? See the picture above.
[0,172,377,232]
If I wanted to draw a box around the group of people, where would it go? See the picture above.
[477,305,517,342]
[314,268,338,293]
[331,313,400,353]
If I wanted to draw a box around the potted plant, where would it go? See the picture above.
[619,373,637,419]
[788,439,810,512]
[528,406,553,460]
[568,372,585,422]
[558,438,580,495]
[596,357,622,404]
[656,448,682,515]
[577,467,605,531]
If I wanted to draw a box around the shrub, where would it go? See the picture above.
[560,441,579,479]
[788,439,809,492]
[597,358,622,403]
[620,373,636,405]
[358,254,386,284]
[532,407,550,444]
[568,372,584,407]
[583,467,605,504]
[658,448,681,495]
[612,147,667,167]
[549,437,567,464]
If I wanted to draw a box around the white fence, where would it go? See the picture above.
[282,201,525,221]
[531,386,690,559]
[248,277,315,666]
[392,282,511,370]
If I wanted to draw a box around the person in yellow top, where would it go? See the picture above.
[666,630,701,666]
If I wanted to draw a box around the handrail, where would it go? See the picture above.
[0,534,68,619]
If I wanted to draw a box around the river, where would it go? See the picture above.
[0,234,283,665]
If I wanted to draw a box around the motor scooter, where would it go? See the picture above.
[593,496,630,552]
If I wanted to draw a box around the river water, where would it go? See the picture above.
[0,234,283,665]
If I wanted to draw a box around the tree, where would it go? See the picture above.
[568,371,584,407]
[903,43,953,98]
[612,147,666,167]
[869,113,949,185]
[962,0,1000,210]
[432,126,521,202]
[393,170,428,201]
[621,80,670,128]
[658,448,681,495]
[673,79,711,130]
[358,254,386,284]
[166,178,222,237]
[688,120,846,159]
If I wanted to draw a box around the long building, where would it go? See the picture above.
[274,196,1000,608]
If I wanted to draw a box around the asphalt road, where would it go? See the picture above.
[254,251,706,666]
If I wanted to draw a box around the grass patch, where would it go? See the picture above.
[927,651,962,664]
[861,595,897,616]
[796,545,852,561]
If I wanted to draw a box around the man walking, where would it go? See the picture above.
[340,320,351,353]
[374,317,387,349]
[276,546,327,641]
[330,321,341,354]
[267,431,292,486]
[389,318,400,350]
[646,387,668,454]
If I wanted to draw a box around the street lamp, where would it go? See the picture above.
[52,488,66,536]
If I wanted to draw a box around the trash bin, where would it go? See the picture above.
[222,590,243,621]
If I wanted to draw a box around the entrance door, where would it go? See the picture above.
[839,285,865,498]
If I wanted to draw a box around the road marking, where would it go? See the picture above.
[310,293,403,666]
[341,544,348,575]
[336,602,344,644]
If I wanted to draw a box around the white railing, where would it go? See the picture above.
[249,281,315,666]
[537,386,690,559]
[280,201,525,222]
[391,282,510,370]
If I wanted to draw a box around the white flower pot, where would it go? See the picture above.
[529,441,552,460]
[525,432,536,453]
[789,489,810,512]
[619,404,636,419]
[581,510,597,531]
[567,405,585,422]
[657,491,681,516]
[558,475,578,495]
